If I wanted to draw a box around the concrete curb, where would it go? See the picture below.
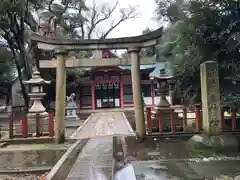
[45,138,89,180]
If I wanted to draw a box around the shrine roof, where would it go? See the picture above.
[82,64,157,72]
[82,62,171,74]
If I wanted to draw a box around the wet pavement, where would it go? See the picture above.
[66,112,135,180]
[66,137,113,180]
[65,112,240,180]
[132,159,240,179]
[120,136,240,180]
[70,112,134,139]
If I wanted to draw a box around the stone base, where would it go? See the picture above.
[187,134,239,157]
[28,112,49,134]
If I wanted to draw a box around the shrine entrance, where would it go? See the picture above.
[95,82,120,109]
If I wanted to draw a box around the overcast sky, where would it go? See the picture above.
[85,0,159,38]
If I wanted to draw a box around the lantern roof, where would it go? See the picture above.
[149,63,173,80]
[23,71,51,84]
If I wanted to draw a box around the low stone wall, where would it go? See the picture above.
[46,138,89,180]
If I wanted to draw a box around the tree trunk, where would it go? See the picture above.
[9,45,29,109]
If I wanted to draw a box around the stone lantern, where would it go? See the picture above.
[150,68,175,131]
[23,71,50,134]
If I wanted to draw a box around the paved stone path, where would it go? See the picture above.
[70,112,135,139]
[66,112,134,180]
[66,137,113,180]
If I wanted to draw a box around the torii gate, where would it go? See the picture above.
[30,27,163,143]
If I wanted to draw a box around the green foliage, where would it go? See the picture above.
[0,46,14,99]
[140,28,156,57]
[0,0,48,106]
[155,0,240,105]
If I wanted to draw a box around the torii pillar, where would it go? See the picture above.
[55,49,67,144]
[128,47,146,139]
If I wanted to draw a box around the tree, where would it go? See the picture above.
[0,0,46,107]
[155,0,240,107]
[40,0,139,39]
[120,27,156,58]
[0,46,14,104]
[140,28,156,57]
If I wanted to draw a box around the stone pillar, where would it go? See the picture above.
[200,61,221,134]
[128,47,146,138]
[55,49,67,143]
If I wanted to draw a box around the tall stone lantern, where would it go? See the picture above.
[150,68,174,131]
[23,71,51,134]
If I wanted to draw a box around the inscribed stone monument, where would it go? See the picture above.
[200,61,221,134]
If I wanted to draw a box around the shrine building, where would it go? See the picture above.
[76,49,172,110]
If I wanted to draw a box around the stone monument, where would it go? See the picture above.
[65,93,79,121]
[187,61,238,157]
[23,71,50,134]
[200,61,221,134]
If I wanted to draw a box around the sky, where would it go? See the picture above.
[85,0,160,38]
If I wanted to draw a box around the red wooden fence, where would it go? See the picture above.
[6,111,54,139]
[146,105,239,135]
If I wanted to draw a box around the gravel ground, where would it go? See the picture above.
[0,174,43,180]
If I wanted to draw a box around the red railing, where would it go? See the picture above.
[146,105,240,135]
[5,111,55,139]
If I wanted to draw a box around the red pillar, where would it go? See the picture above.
[232,109,237,131]
[151,80,155,106]
[9,113,14,139]
[183,107,187,132]
[146,107,152,134]
[120,81,124,109]
[195,105,201,132]
[48,112,54,137]
[21,116,28,138]
[170,108,175,133]
[91,81,96,110]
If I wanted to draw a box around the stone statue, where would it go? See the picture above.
[66,93,77,108]
[66,93,79,121]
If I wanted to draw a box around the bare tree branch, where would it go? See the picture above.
[101,5,139,39]
[87,0,118,39]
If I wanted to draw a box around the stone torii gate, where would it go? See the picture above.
[30,27,163,143]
